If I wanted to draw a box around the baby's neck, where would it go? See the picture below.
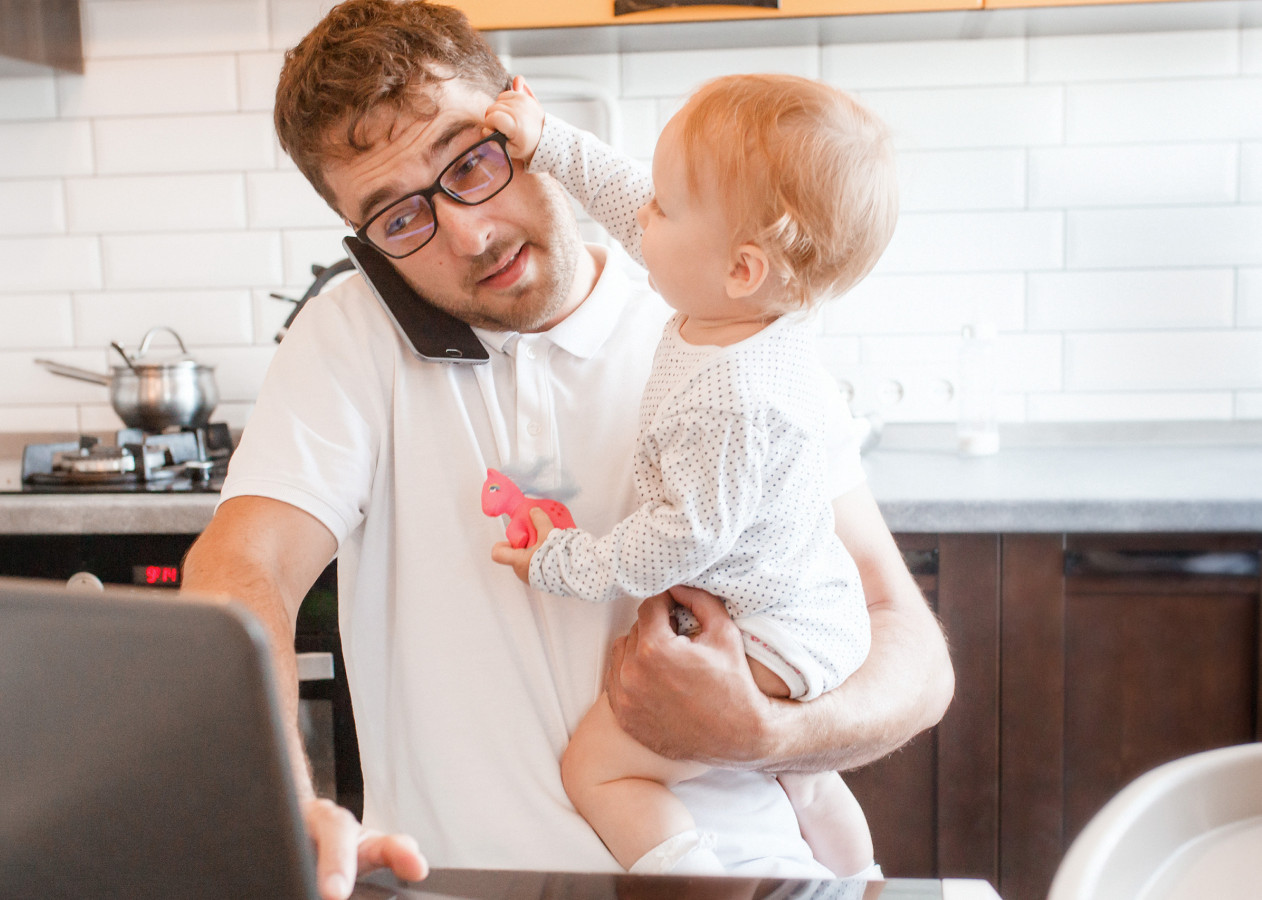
[678,312,778,347]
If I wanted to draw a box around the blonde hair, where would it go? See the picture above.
[676,74,899,312]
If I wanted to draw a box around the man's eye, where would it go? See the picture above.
[448,150,494,193]
[453,155,482,179]
[384,210,417,237]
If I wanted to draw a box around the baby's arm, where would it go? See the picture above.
[531,408,764,604]
[522,91,650,267]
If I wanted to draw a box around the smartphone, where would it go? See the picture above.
[342,235,489,364]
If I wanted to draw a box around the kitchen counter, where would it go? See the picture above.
[0,437,219,535]
[0,486,218,534]
[1,422,1260,535]
[867,421,1262,534]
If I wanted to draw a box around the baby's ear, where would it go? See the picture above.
[725,243,770,300]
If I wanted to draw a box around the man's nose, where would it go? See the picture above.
[435,195,494,256]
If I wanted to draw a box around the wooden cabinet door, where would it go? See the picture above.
[1061,535,1260,842]
[999,534,1067,900]
[999,534,1262,900]
[847,534,1000,882]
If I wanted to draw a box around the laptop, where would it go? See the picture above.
[0,576,903,900]
[0,576,335,900]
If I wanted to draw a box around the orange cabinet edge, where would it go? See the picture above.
[983,0,1196,9]
[454,0,981,32]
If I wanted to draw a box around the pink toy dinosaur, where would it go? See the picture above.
[481,468,576,549]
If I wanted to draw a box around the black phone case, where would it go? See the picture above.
[342,236,489,364]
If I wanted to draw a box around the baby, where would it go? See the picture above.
[487,73,899,878]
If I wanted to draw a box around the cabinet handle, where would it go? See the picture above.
[901,548,939,576]
[1064,549,1259,577]
[296,651,335,682]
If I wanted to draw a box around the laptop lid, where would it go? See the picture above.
[0,576,319,900]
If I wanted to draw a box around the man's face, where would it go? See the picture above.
[324,79,585,333]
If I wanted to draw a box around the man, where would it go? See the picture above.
[181,2,954,898]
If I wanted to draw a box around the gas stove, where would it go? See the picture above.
[15,424,232,494]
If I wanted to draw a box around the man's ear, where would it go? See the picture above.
[725,243,771,300]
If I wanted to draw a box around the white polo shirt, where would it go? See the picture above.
[221,246,859,875]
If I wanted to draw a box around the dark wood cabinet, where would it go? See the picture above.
[1000,533,1261,900]
[855,532,1260,900]
[0,0,83,73]
[847,534,1002,884]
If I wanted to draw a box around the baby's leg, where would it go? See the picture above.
[562,691,714,871]
[778,771,874,878]
[746,657,874,877]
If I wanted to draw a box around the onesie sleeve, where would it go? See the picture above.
[529,407,768,604]
[530,113,651,268]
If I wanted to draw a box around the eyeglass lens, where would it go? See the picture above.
[365,136,512,258]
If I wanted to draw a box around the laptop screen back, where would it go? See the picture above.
[0,577,318,900]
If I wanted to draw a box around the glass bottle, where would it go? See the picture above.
[957,322,1000,456]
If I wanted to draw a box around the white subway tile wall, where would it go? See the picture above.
[0,0,1260,432]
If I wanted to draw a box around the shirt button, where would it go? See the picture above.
[524,345,536,360]
[527,422,542,437]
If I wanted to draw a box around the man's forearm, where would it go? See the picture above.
[755,575,953,773]
[181,496,338,800]
[752,488,954,773]
[605,485,955,774]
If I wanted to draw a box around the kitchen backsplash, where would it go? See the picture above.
[0,0,1260,433]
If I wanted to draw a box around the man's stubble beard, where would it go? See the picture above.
[446,177,581,334]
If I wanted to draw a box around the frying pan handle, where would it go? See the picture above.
[35,358,111,386]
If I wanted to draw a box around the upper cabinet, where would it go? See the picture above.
[454,0,978,32]
[982,0,1190,9]
[454,0,1201,31]
[0,0,82,75]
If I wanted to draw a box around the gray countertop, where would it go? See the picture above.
[867,424,1262,533]
[1,423,1259,536]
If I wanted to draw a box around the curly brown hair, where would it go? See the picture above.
[274,0,510,212]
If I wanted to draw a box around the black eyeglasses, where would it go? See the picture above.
[354,131,514,260]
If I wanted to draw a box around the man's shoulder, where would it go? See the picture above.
[282,271,402,351]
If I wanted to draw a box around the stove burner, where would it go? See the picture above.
[20,424,232,492]
[50,442,175,482]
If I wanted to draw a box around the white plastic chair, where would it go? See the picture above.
[1048,743,1262,900]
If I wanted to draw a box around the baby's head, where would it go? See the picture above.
[671,74,898,313]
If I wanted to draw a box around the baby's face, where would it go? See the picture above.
[636,115,739,320]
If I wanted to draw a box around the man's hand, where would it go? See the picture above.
[604,484,954,778]
[305,798,428,900]
[485,75,544,165]
[605,585,780,768]
[490,506,553,584]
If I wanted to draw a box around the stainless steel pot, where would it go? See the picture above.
[36,327,219,432]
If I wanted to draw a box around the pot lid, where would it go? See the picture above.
[112,326,209,368]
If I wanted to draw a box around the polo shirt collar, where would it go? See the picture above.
[472,245,630,361]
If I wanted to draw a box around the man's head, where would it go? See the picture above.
[275,0,591,333]
[673,74,900,313]
[275,0,509,209]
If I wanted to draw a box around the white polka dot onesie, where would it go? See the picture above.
[527,116,870,701]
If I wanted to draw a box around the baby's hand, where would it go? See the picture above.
[485,75,544,164]
[490,507,554,584]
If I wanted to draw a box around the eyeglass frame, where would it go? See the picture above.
[351,130,515,260]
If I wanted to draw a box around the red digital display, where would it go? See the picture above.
[133,565,181,586]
